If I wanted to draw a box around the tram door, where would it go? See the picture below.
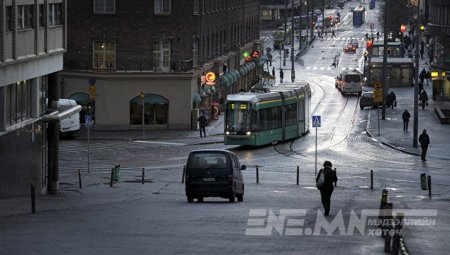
[280,92,286,141]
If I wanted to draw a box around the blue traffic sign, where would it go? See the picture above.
[85,115,93,127]
[312,115,321,127]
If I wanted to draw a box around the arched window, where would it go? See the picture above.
[130,94,169,125]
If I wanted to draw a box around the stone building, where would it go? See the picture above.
[61,0,262,130]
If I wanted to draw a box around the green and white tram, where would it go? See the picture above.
[224,82,311,146]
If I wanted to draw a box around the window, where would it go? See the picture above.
[154,0,171,15]
[5,6,13,31]
[48,3,63,26]
[193,0,200,15]
[153,38,171,71]
[94,0,115,14]
[39,5,45,27]
[93,41,116,70]
[5,81,31,127]
[17,5,34,30]
[129,94,168,125]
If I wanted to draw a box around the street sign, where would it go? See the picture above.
[374,89,383,103]
[312,115,321,127]
[374,81,382,90]
[85,115,93,127]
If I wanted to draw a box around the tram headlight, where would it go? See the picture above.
[246,131,251,135]
[226,131,230,135]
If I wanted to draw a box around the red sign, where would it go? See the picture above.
[205,72,216,86]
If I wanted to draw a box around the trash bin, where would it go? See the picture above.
[113,165,120,181]
[420,173,428,190]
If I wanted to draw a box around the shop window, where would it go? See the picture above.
[5,81,31,127]
[130,94,168,125]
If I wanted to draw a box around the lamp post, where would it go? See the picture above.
[413,0,421,147]
[381,0,389,120]
[283,0,288,66]
[291,0,295,82]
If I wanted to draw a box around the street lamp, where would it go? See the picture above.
[291,0,295,82]
[413,0,421,147]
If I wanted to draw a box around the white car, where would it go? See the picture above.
[58,99,81,138]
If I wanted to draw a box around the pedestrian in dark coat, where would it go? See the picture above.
[419,68,427,83]
[418,129,430,161]
[272,67,275,78]
[386,91,396,109]
[419,89,428,110]
[280,69,284,83]
[316,161,338,216]
[402,109,410,131]
[197,113,207,137]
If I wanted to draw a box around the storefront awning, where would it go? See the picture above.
[69,92,90,104]
[220,75,231,87]
[131,94,169,104]
[223,73,235,83]
[247,62,256,72]
[192,91,201,103]
[230,70,241,81]
[239,67,248,76]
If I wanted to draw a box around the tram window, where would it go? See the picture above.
[251,110,259,131]
[260,109,269,131]
[286,103,297,126]
[269,107,281,129]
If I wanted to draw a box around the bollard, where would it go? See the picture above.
[78,169,82,189]
[256,165,259,184]
[370,170,374,190]
[110,167,114,187]
[31,183,36,214]
[113,164,120,181]
[391,213,404,254]
[296,166,299,185]
[428,176,432,199]
[142,168,145,184]
[182,165,186,183]
[384,223,392,252]
[334,168,337,187]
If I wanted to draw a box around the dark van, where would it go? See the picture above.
[185,149,246,203]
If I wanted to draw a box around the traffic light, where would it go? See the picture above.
[367,38,373,48]
[243,50,250,58]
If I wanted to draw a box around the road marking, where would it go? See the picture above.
[134,140,186,146]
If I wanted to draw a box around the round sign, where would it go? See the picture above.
[205,72,216,82]
[88,77,96,85]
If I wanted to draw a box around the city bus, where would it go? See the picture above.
[224,82,311,146]
[353,5,366,27]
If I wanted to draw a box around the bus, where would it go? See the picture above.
[353,5,365,27]
[224,82,311,146]
[369,0,375,9]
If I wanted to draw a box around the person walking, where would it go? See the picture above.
[279,69,284,83]
[419,68,427,83]
[402,109,410,131]
[197,113,207,138]
[332,29,336,38]
[419,89,428,110]
[386,91,397,109]
[419,129,430,161]
[316,160,338,216]
[272,67,275,78]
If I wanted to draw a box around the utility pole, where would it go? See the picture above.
[322,0,325,26]
[283,0,288,66]
[413,0,421,147]
[381,0,388,120]
[291,0,295,82]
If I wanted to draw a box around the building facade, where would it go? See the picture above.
[0,0,68,197]
[61,0,262,130]
[427,0,450,100]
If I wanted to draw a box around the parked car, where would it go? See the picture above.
[359,91,377,109]
[185,149,246,203]
[58,99,81,138]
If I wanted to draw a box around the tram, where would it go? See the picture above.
[224,82,311,146]
[353,5,365,27]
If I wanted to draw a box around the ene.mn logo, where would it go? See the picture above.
[245,209,437,236]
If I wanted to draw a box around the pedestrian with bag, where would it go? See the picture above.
[419,89,428,110]
[402,109,411,131]
[316,160,338,216]
[197,112,207,138]
[419,129,430,161]
[280,69,284,83]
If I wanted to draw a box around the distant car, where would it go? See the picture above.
[350,38,359,48]
[359,91,376,109]
[185,149,246,203]
[344,43,357,53]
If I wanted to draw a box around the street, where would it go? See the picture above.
[1,1,449,254]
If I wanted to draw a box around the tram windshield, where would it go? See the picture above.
[226,102,251,133]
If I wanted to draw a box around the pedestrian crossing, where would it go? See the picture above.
[303,66,363,72]
[60,140,185,154]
